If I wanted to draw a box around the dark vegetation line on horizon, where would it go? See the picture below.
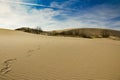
[15,27,120,40]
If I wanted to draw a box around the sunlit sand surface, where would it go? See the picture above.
[0,29,120,80]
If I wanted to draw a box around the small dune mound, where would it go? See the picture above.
[16,27,43,34]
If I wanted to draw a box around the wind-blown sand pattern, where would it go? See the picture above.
[0,29,120,80]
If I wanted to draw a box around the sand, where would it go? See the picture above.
[0,29,120,80]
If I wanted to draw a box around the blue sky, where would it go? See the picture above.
[0,0,120,30]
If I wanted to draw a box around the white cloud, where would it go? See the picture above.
[0,0,60,30]
[0,0,120,31]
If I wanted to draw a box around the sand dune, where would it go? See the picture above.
[0,29,120,80]
[16,27,120,40]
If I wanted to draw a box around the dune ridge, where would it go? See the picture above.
[16,27,120,40]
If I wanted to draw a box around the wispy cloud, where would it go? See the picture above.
[0,0,77,11]
[0,0,48,7]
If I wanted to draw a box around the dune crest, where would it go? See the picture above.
[16,27,120,40]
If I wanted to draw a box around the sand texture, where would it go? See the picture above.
[0,29,120,80]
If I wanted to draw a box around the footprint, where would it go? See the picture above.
[26,49,34,57]
[26,45,41,57]
[37,45,41,50]
[27,50,34,53]
[0,58,16,75]
[37,47,40,50]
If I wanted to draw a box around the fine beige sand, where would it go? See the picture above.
[0,29,120,80]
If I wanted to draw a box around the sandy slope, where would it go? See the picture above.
[0,29,120,80]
